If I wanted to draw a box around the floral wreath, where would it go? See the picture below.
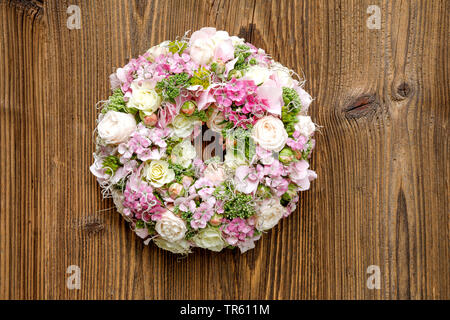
[91,28,317,254]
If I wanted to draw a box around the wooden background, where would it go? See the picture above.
[0,0,448,300]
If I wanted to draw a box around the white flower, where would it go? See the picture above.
[244,65,272,85]
[146,41,170,60]
[143,160,175,187]
[190,38,216,65]
[171,140,197,168]
[224,152,248,170]
[230,35,245,46]
[251,116,288,152]
[128,81,161,115]
[211,30,231,46]
[170,114,199,138]
[155,210,187,242]
[296,87,313,112]
[97,110,137,144]
[295,115,316,137]
[206,108,226,133]
[255,198,285,231]
[192,227,226,252]
[271,62,295,88]
[153,238,191,254]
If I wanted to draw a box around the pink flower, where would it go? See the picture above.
[234,166,260,194]
[256,79,283,116]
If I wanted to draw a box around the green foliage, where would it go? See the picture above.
[168,40,188,54]
[155,72,190,101]
[301,139,314,160]
[102,155,121,176]
[189,67,210,89]
[102,89,136,114]
[169,163,195,183]
[192,109,208,122]
[282,87,302,110]
[233,44,252,70]
[214,184,256,219]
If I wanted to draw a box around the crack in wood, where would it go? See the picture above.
[343,95,380,119]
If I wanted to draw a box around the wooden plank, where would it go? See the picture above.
[0,0,448,299]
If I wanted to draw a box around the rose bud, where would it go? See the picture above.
[168,183,184,199]
[181,175,194,187]
[279,147,295,164]
[181,101,196,116]
[143,113,158,126]
[209,214,223,226]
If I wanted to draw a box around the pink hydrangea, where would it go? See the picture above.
[220,217,256,246]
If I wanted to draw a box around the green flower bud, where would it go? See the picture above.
[279,147,295,164]
[181,101,196,116]
[256,185,272,199]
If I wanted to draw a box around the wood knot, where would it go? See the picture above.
[343,95,379,119]
[395,82,413,100]
[238,24,256,42]
[82,221,105,234]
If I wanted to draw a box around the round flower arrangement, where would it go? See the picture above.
[91,28,317,254]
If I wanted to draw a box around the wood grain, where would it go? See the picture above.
[0,0,448,299]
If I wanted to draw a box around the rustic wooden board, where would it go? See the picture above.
[0,0,448,299]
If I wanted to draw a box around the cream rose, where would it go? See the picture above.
[155,210,187,242]
[146,41,170,61]
[190,38,215,65]
[128,81,161,115]
[244,65,272,85]
[153,238,191,254]
[206,108,226,133]
[171,140,197,168]
[97,110,137,145]
[295,115,316,137]
[143,160,175,187]
[255,198,285,231]
[193,227,226,252]
[171,114,199,138]
[271,62,295,88]
[251,116,288,152]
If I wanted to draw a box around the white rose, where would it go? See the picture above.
[211,30,231,46]
[171,140,197,168]
[296,87,313,112]
[146,41,169,60]
[97,110,137,144]
[255,198,285,231]
[190,38,215,65]
[251,116,288,152]
[171,114,199,138]
[193,227,226,252]
[143,160,175,187]
[230,35,245,46]
[271,62,295,88]
[244,65,271,85]
[155,210,187,242]
[206,108,226,133]
[153,238,191,254]
[128,81,161,114]
[295,115,316,137]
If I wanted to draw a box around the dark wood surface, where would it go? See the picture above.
[0,0,448,299]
